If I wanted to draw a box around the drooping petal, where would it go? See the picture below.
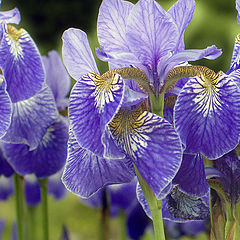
[3,116,69,178]
[61,131,134,198]
[162,45,222,80]
[0,176,13,200]
[24,175,41,207]
[97,0,133,53]
[62,28,99,81]
[174,72,240,159]
[227,34,240,74]
[137,183,210,222]
[0,79,12,138]
[109,105,183,197]
[168,0,196,52]
[0,24,44,102]
[2,84,58,150]
[42,50,71,109]
[166,188,210,221]
[69,72,124,156]
[126,0,178,72]
[173,153,209,197]
[0,8,21,24]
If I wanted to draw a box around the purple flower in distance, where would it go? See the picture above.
[42,50,71,110]
[24,172,67,207]
[0,4,44,103]
[80,179,150,240]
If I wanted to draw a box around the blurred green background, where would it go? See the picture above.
[0,0,239,239]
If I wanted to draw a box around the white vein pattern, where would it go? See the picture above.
[97,0,133,52]
[174,73,240,159]
[62,131,134,198]
[0,81,11,137]
[0,24,44,102]
[1,84,58,150]
[69,73,124,157]
[110,108,182,197]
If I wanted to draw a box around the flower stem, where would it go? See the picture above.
[13,173,25,240]
[119,209,128,240]
[27,206,37,240]
[99,188,110,240]
[38,178,49,240]
[134,164,165,240]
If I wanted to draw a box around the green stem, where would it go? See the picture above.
[119,209,128,240]
[149,92,165,117]
[134,165,165,240]
[208,189,216,238]
[38,178,49,240]
[99,188,110,240]
[27,206,37,240]
[13,173,25,240]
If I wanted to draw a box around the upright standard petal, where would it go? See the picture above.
[109,105,183,197]
[173,153,209,197]
[62,131,134,198]
[0,24,44,102]
[162,45,222,81]
[62,28,99,81]
[126,0,178,72]
[97,0,133,53]
[168,0,196,52]
[0,79,12,138]
[69,72,124,156]
[0,8,21,24]
[42,50,71,109]
[3,116,69,178]
[2,84,58,150]
[174,72,240,159]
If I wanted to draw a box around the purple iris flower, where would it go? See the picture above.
[61,2,188,199]
[97,0,221,90]
[2,49,69,178]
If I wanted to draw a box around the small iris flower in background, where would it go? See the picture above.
[2,49,69,180]
[0,144,14,201]
[80,179,150,240]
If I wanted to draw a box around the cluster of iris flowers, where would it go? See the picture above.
[0,0,240,239]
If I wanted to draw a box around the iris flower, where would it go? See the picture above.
[2,50,69,178]
[62,0,224,201]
